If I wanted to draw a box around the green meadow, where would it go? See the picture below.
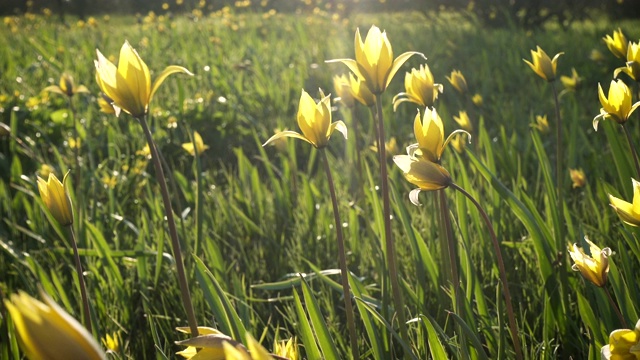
[1,5,640,360]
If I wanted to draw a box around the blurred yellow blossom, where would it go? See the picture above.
[603,28,628,59]
[333,74,355,108]
[453,110,473,132]
[223,333,273,360]
[102,332,120,353]
[523,46,563,82]
[560,68,582,92]
[569,168,586,188]
[589,49,606,63]
[531,114,550,134]
[593,79,640,130]
[37,171,73,226]
[182,131,209,156]
[602,320,640,360]
[450,133,468,154]
[609,178,640,226]
[136,144,151,158]
[568,237,611,287]
[38,164,55,178]
[273,337,298,360]
[472,93,483,106]
[370,137,398,157]
[44,73,90,98]
[446,70,468,95]
[98,94,115,114]
[614,41,640,81]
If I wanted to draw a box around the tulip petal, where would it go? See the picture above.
[409,188,422,206]
[326,59,364,81]
[43,85,65,96]
[262,130,312,147]
[385,51,424,89]
[150,65,194,104]
[328,120,348,140]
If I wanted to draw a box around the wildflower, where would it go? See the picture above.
[601,320,640,360]
[531,115,550,134]
[411,107,469,163]
[4,290,106,360]
[37,171,73,226]
[609,178,640,226]
[263,89,347,149]
[560,68,582,92]
[347,72,375,107]
[182,131,209,156]
[593,80,640,131]
[327,25,423,94]
[267,128,288,153]
[273,337,298,360]
[450,133,467,154]
[370,137,399,157]
[523,46,563,82]
[446,70,468,95]
[136,144,151,158]
[44,73,89,98]
[94,41,193,118]
[393,153,452,205]
[589,49,606,63]
[176,326,236,359]
[568,237,611,287]
[38,164,55,178]
[223,333,273,360]
[453,110,473,132]
[333,74,355,108]
[392,64,443,110]
[471,93,483,106]
[603,28,628,59]
[97,94,115,114]
[102,332,120,353]
[569,168,586,188]
[614,41,640,81]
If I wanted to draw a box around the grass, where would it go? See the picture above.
[1,6,640,360]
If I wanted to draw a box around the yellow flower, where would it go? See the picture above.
[44,73,90,98]
[410,107,469,163]
[471,93,483,106]
[273,337,298,360]
[603,28,628,59]
[267,128,288,153]
[523,46,563,82]
[327,25,423,94]
[609,178,640,227]
[97,94,115,114]
[569,168,586,188]
[4,290,106,360]
[593,80,640,130]
[182,131,209,156]
[453,110,473,132]
[560,68,582,92]
[450,133,468,154]
[223,333,274,360]
[176,326,235,360]
[347,72,375,107]
[446,70,468,95]
[392,64,443,110]
[531,114,550,134]
[568,237,611,287]
[136,144,151,158]
[370,137,399,157]
[589,49,606,63]
[38,164,55,178]
[602,320,640,360]
[94,41,193,118]
[102,332,120,353]
[614,41,640,81]
[263,89,347,149]
[37,171,73,226]
[393,153,452,205]
[333,74,355,108]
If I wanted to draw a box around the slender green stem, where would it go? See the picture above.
[67,226,92,333]
[349,106,363,193]
[374,94,410,351]
[320,149,359,360]
[438,190,460,311]
[450,183,523,360]
[621,124,640,180]
[138,115,199,336]
[604,287,628,328]
[551,82,564,243]
[67,97,81,188]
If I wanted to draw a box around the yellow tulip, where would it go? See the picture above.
[176,326,237,360]
[523,46,563,82]
[603,28,628,59]
[44,73,90,98]
[327,25,423,94]
[37,171,73,226]
[410,107,469,163]
[223,333,273,360]
[602,320,640,360]
[392,64,443,110]
[97,94,115,114]
[453,110,473,132]
[182,131,209,156]
[560,68,582,92]
[594,80,640,130]
[347,72,375,107]
[4,290,106,360]
[263,89,347,149]
[393,154,452,206]
[450,133,467,154]
[609,178,640,227]
[94,41,193,118]
[614,41,640,81]
[589,49,606,63]
[471,93,483,106]
[273,337,298,360]
[370,137,399,157]
[568,237,611,287]
[569,168,586,188]
[446,70,468,95]
[333,74,355,109]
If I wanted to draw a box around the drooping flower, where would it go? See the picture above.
[392,64,443,110]
[601,319,640,360]
[327,25,423,94]
[568,237,611,287]
[410,107,469,164]
[44,73,90,98]
[263,89,347,149]
[393,153,452,206]
[614,41,640,81]
[182,131,209,156]
[223,333,273,360]
[603,28,628,59]
[4,290,106,360]
[593,80,640,130]
[569,168,586,188]
[609,178,640,227]
[446,70,468,95]
[523,46,563,82]
[37,171,73,226]
[94,41,193,118]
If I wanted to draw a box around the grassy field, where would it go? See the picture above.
[1,5,640,360]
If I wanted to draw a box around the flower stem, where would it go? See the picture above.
[450,183,523,360]
[67,225,92,333]
[551,82,564,242]
[438,190,460,312]
[320,149,359,360]
[604,287,628,328]
[68,98,81,187]
[374,94,410,351]
[621,124,640,180]
[138,115,199,336]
